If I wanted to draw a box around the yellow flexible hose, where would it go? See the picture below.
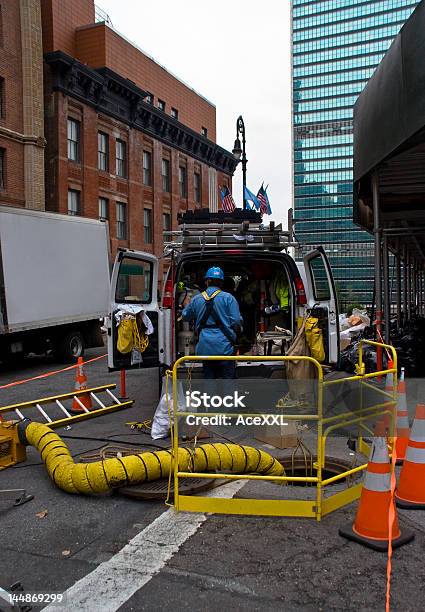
[25,422,285,495]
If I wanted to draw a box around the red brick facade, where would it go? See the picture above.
[41,0,235,279]
[44,88,232,264]
[41,0,216,140]
[0,0,45,210]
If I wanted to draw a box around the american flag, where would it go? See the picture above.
[257,187,268,215]
[257,184,271,215]
[220,185,236,213]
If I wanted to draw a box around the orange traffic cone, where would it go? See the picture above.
[394,368,410,463]
[339,421,414,551]
[71,357,93,412]
[395,404,425,509]
[382,359,396,445]
[385,359,395,394]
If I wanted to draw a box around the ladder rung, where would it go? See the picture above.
[56,400,71,418]
[73,396,90,413]
[106,388,120,404]
[90,392,106,409]
[36,403,52,423]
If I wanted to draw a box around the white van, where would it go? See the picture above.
[107,210,339,379]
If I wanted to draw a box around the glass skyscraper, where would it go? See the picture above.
[292,0,419,308]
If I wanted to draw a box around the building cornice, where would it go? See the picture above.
[45,51,237,176]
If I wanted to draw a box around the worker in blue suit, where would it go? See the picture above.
[182,266,242,379]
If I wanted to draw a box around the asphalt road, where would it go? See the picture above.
[1,346,425,611]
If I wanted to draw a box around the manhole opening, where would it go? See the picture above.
[278,456,359,487]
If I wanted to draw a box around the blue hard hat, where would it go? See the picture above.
[205,266,224,280]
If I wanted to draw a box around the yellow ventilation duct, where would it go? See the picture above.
[23,422,285,495]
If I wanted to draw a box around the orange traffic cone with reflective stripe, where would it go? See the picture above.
[395,404,425,509]
[339,420,414,551]
[394,368,410,463]
[385,359,395,394]
[71,357,92,412]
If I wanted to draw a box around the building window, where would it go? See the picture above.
[158,99,166,112]
[99,197,109,220]
[194,171,201,204]
[0,148,4,189]
[68,189,80,216]
[98,132,109,171]
[163,212,171,232]
[144,208,152,243]
[171,107,178,120]
[201,127,208,137]
[116,202,127,240]
[179,166,187,198]
[162,159,170,192]
[67,118,80,162]
[0,78,4,118]
[145,92,153,104]
[116,139,127,178]
[143,150,152,186]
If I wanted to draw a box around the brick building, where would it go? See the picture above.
[0,0,45,210]
[40,0,237,268]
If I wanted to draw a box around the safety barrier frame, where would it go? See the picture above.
[170,340,397,520]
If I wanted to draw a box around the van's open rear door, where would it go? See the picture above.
[108,249,164,370]
[303,247,339,364]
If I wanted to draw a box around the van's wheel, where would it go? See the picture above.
[56,331,85,362]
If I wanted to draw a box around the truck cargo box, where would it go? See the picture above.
[0,206,110,335]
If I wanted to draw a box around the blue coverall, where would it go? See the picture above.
[182,286,242,379]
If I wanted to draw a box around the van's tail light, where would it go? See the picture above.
[295,276,307,305]
[162,278,173,308]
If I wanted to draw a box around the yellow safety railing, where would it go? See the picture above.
[170,342,397,521]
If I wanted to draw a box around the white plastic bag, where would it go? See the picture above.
[339,313,351,331]
[151,377,185,440]
[351,308,370,327]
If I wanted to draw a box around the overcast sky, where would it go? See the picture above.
[99,0,292,225]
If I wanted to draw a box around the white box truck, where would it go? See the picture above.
[0,206,110,362]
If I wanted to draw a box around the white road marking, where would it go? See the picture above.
[47,480,246,612]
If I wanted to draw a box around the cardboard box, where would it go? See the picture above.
[254,420,299,449]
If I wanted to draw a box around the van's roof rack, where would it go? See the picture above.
[178,209,262,225]
[164,208,297,254]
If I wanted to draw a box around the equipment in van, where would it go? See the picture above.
[108,210,340,373]
[115,306,152,364]
[273,272,290,310]
[254,329,292,356]
[177,330,195,356]
[304,316,325,363]
[264,304,281,315]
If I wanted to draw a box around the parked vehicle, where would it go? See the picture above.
[0,206,110,362]
[107,209,339,377]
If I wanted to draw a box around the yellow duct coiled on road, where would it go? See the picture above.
[25,422,285,495]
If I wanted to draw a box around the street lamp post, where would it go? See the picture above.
[232,115,247,210]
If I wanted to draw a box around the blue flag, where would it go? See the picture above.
[243,186,261,210]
